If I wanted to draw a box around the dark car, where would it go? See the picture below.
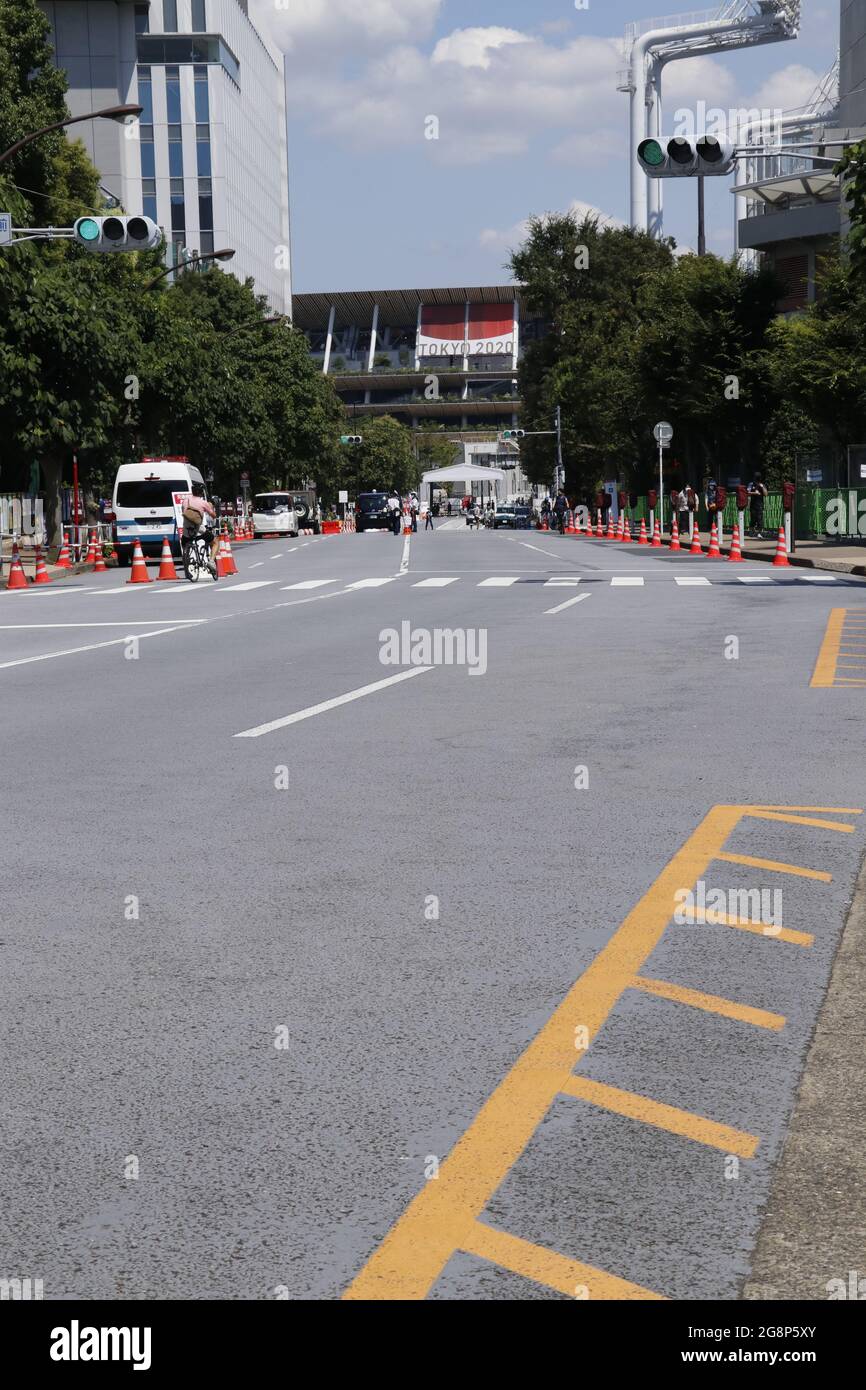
[356,492,392,532]
[492,505,518,529]
[292,492,320,535]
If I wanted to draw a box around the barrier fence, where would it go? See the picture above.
[617,489,866,541]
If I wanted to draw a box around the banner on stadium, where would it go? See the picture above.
[417,304,515,358]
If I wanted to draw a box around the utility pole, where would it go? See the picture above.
[555,404,563,491]
[697,176,706,256]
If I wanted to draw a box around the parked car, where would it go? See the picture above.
[356,492,393,532]
[492,505,518,529]
[252,492,298,538]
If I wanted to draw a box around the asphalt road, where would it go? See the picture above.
[1,522,865,1300]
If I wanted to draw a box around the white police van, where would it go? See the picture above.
[111,458,209,565]
[251,491,299,538]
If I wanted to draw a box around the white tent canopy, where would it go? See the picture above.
[421,464,505,484]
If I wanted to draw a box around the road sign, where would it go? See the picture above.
[0,212,11,245]
[240,471,250,482]
[338,490,348,504]
[654,421,673,444]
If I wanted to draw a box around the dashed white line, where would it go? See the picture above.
[0,626,200,671]
[281,580,336,590]
[478,577,520,587]
[611,577,644,587]
[545,592,591,616]
[675,576,711,586]
[412,577,459,588]
[219,580,278,592]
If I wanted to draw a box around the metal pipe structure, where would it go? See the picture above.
[621,3,801,236]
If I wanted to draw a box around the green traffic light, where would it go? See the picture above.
[77,218,100,241]
[639,139,665,168]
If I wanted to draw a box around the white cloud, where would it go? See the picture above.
[479,200,622,258]
[251,0,443,56]
[432,27,532,70]
[750,64,823,113]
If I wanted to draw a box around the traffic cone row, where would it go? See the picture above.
[217,526,238,577]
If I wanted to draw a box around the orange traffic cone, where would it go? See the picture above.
[93,544,107,573]
[707,519,721,558]
[33,544,52,584]
[55,536,72,569]
[84,530,98,565]
[223,529,238,575]
[6,543,28,589]
[669,516,681,552]
[689,521,703,555]
[772,524,790,567]
[622,515,631,542]
[652,517,663,548]
[596,513,603,537]
[216,531,230,577]
[605,513,615,539]
[727,522,744,562]
[157,537,178,580]
[638,518,648,545]
[127,538,152,584]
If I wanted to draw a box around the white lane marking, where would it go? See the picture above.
[347,577,396,589]
[0,585,100,597]
[519,541,558,558]
[545,592,591,616]
[249,562,265,569]
[544,578,581,587]
[398,531,411,576]
[219,580,278,592]
[611,577,644,586]
[412,577,459,588]
[0,621,204,629]
[281,580,336,590]
[675,576,711,586]
[797,573,838,583]
[737,576,772,584]
[0,626,198,671]
[234,666,435,738]
[478,577,520,587]
[269,553,284,559]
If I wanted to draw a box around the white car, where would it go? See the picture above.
[252,492,299,538]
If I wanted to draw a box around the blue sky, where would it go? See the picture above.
[250,0,839,292]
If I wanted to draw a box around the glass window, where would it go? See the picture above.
[199,230,214,255]
[143,196,158,222]
[163,0,178,31]
[117,479,188,507]
[192,0,206,30]
[198,177,211,194]
[137,79,153,125]
[139,123,154,143]
[166,73,181,124]
[170,195,185,232]
[198,194,213,230]
[169,177,184,195]
[196,139,210,176]
[142,178,156,195]
[218,40,240,85]
[168,138,183,177]
[140,143,155,179]
[134,4,149,33]
[194,72,208,123]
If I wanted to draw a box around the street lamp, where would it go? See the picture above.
[220,314,284,341]
[0,104,143,166]
[144,247,235,290]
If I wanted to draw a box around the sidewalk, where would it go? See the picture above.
[0,542,105,584]
[738,535,866,576]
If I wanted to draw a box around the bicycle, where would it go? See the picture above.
[181,528,218,582]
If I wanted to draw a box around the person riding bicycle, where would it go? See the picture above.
[179,491,219,574]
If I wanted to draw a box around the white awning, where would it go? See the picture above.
[421,464,506,484]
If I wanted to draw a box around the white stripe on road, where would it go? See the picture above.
[737,576,772,584]
[249,562,265,569]
[269,553,284,559]
[545,592,591,616]
[798,573,838,582]
[399,531,411,576]
[519,542,558,558]
[219,580,278,592]
[412,577,459,588]
[234,666,435,738]
[281,580,336,590]
[611,577,644,586]
[0,625,200,671]
[0,621,204,629]
[675,576,711,586]
[544,578,582,587]
[478,577,520,587]
[347,577,396,589]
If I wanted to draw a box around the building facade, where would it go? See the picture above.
[39,0,291,312]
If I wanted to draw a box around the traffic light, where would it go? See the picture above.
[502,429,525,440]
[340,435,362,445]
[73,215,162,252]
[637,135,736,178]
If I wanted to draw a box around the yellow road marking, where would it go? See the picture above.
[561,1075,758,1157]
[750,806,863,814]
[744,810,857,833]
[717,850,831,881]
[812,609,866,687]
[676,902,813,947]
[342,806,851,1301]
[632,976,785,1030]
[462,1222,665,1300]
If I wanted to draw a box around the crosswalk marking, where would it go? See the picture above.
[347,577,396,589]
[478,577,520,587]
[675,576,711,586]
[544,578,581,587]
[281,579,336,590]
[412,577,460,587]
[611,577,644,586]
[737,576,772,584]
[220,580,278,592]
[798,574,838,583]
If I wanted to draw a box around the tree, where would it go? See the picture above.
[836,139,866,282]
[0,0,71,225]
[336,415,417,495]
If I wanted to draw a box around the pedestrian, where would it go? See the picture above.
[471,499,482,530]
[749,473,768,536]
[387,489,401,535]
[553,489,568,534]
[704,475,719,538]
[674,486,690,537]
[423,501,433,531]
[447,499,453,517]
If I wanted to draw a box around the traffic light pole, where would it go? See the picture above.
[658,441,664,536]
[697,176,706,256]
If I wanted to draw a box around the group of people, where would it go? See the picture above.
[385,490,434,533]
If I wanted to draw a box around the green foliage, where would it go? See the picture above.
[0,0,71,223]
[336,415,418,494]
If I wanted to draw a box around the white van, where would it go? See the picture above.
[251,492,299,538]
[111,458,208,565]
